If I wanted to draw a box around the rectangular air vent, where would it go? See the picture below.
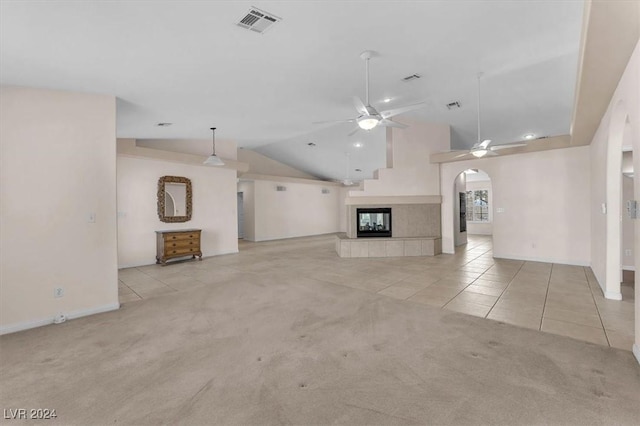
[321,188,330,194]
[446,101,461,110]
[276,185,287,192]
[237,7,281,34]
[402,74,421,82]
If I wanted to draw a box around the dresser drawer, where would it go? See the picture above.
[164,232,199,241]
[164,239,199,250]
[165,246,200,256]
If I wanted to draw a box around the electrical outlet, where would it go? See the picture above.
[54,287,64,298]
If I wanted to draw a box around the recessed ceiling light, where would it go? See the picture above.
[307,142,316,147]
[156,122,172,127]
[383,98,392,103]
[353,142,363,148]
[524,133,535,140]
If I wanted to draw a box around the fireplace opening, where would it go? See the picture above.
[357,208,392,238]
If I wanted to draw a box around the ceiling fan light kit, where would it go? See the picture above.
[357,116,379,130]
[313,50,425,135]
[203,127,224,166]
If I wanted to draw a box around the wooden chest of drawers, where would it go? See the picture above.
[156,229,202,265]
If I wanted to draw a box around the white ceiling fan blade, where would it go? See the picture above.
[313,118,356,125]
[479,139,492,149]
[454,152,471,158]
[378,119,408,128]
[380,102,426,119]
[347,126,361,137]
[490,142,527,150]
[353,96,369,115]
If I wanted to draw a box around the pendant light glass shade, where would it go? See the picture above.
[203,127,224,166]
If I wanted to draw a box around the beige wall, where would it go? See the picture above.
[248,179,341,241]
[441,146,591,265]
[588,39,639,357]
[350,119,450,197]
[238,149,317,179]
[117,155,239,267]
[590,41,639,297]
[0,86,119,333]
[453,172,467,246]
[466,179,493,236]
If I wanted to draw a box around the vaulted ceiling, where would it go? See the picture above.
[1,1,585,181]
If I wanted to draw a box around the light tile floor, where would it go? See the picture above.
[118,234,635,351]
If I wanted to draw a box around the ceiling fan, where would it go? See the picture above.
[314,50,426,135]
[447,73,527,159]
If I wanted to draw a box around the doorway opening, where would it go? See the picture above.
[237,192,244,239]
[453,169,493,248]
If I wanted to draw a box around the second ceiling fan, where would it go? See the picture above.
[314,50,426,135]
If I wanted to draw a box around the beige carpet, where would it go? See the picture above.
[1,238,639,425]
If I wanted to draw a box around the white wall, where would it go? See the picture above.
[0,86,119,334]
[250,180,341,241]
[117,155,238,268]
[350,119,450,197]
[590,41,639,296]
[466,179,494,235]
[453,172,467,246]
[441,146,591,265]
[238,149,317,179]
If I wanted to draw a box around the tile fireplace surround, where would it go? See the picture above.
[337,201,442,258]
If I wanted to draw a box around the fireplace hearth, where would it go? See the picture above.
[357,208,392,238]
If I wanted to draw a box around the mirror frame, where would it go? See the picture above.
[157,176,192,223]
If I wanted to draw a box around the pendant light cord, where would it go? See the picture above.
[476,73,482,144]
[210,127,217,155]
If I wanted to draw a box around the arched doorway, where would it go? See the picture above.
[605,101,631,300]
[452,168,493,251]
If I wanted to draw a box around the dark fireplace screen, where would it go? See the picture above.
[357,208,392,238]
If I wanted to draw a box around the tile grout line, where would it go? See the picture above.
[538,264,553,331]
[442,245,516,314]
[583,266,611,347]
[484,260,526,319]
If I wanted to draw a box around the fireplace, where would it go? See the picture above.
[357,208,392,238]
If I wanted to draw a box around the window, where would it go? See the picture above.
[466,190,489,222]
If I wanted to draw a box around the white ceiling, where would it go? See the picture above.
[0,1,584,181]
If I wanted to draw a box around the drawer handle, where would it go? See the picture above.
[171,236,177,239]
[172,243,176,247]
[172,250,177,254]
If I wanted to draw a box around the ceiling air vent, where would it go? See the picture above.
[237,7,282,34]
[402,74,421,82]
[446,101,461,110]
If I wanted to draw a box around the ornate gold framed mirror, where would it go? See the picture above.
[157,176,192,223]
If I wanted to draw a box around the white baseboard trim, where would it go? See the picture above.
[604,290,623,300]
[633,344,640,365]
[622,265,635,271]
[493,254,590,267]
[0,302,120,336]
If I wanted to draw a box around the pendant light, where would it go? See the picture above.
[203,127,224,166]
[471,72,491,158]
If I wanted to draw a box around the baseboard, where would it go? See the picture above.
[633,344,640,365]
[493,253,590,267]
[604,290,622,300]
[0,302,120,336]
